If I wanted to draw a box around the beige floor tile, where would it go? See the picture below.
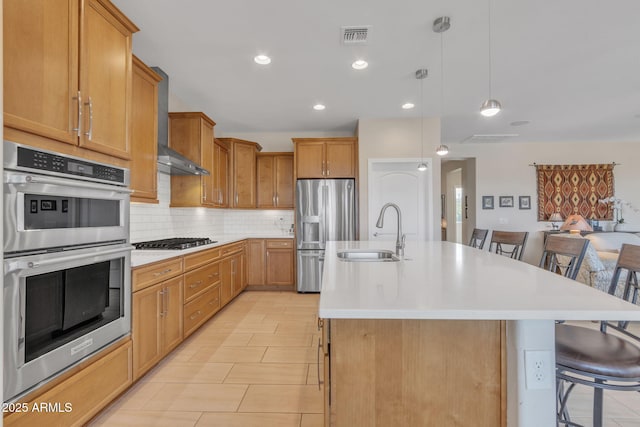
[221,333,254,346]
[205,346,267,363]
[100,380,165,411]
[301,413,325,427]
[90,409,201,426]
[144,383,248,412]
[262,346,317,363]
[306,364,320,385]
[275,322,318,334]
[248,333,313,347]
[143,361,233,383]
[195,412,301,427]
[238,384,323,413]
[187,344,226,363]
[225,363,309,385]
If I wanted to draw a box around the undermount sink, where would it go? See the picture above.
[337,249,400,262]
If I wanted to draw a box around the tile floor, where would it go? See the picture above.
[90,291,640,427]
[90,291,323,427]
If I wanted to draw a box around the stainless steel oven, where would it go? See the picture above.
[3,141,133,401]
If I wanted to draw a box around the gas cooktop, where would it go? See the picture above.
[133,237,216,250]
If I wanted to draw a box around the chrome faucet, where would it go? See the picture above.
[375,203,406,257]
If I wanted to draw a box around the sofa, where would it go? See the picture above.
[573,232,640,295]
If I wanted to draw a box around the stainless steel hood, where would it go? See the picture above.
[152,67,210,176]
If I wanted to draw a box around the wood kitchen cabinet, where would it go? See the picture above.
[3,0,138,163]
[292,137,358,179]
[169,112,217,207]
[130,56,161,203]
[246,238,294,287]
[218,138,262,208]
[212,138,230,207]
[257,153,294,208]
[219,242,246,304]
[132,258,184,380]
[183,247,223,337]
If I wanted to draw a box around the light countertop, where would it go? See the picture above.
[318,240,640,321]
[131,233,293,267]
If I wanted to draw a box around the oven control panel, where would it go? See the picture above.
[14,145,127,185]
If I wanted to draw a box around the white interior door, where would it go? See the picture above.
[368,159,433,242]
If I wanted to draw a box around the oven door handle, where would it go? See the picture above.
[4,246,133,273]
[5,173,133,194]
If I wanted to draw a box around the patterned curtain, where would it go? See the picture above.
[536,164,614,221]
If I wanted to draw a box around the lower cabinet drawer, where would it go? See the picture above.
[4,340,132,427]
[183,285,221,337]
[183,262,220,302]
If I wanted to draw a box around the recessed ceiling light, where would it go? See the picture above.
[510,120,530,126]
[402,103,415,110]
[313,104,326,111]
[254,55,271,65]
[352,60,368,70]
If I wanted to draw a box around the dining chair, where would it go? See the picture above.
[488,231,529,260]
[555,243,640,427]
[539,235,589,280]
[468,228,489,249]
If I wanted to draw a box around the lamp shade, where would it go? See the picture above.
[549,213,563,222]
[559,214,593,233]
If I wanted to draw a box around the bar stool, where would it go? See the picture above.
[488,231,528,260]
[468,228,489,249]
[539,234,589,279]
[556,243,640,427]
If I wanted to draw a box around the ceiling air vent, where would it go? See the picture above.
[341,26,371,44]
[460,134,519,143]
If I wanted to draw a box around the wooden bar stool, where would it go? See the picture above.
[556,243,640,427]
[488,231,529,260]
[539,235,589,279]
[468,228,489,249]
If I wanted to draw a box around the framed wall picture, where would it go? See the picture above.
[519,196,531,210]
[482,196,494,210]
[499,196,514,208]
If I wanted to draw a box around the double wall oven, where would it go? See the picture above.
[3,141,133,401]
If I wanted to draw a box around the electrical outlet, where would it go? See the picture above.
[524,350,553,390]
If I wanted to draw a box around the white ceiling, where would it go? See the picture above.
[112,0,640,145]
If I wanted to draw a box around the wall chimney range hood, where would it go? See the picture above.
[151,67,210,176]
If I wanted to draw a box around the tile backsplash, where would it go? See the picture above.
[130,172,294,242]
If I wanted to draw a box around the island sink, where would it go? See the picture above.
[337,249,400,262]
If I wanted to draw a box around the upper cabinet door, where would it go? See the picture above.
[79,0,135,159]
[233,142,258,208]
[130,56,161,203]
[3,0,80,145]
[275,155,294,208]
[295,141,325,178]
[325,140,356,178]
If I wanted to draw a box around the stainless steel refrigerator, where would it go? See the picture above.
[296,179,356,292]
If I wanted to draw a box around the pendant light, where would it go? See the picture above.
[433,16,450,156]
[480,0,502,117]
[416,68,428,171]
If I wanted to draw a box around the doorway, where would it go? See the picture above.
[441,158,477,244]
[368,158,434,242]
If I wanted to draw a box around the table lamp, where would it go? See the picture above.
[549,213,563,230]
[559,214,593,234]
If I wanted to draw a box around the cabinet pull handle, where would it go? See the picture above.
[72,91,82,135]
[84,97,93,140]
[164,287,170,316]
[190,310,202,320]
[152,268,172,277]
[317,337,323,390]
[159,289,166,317]
[276,195,279,206]
[273,194,276,206]
[235,193,239,205]
[326,161,330,176]
[189,280,202,289]
[203,181,207,201]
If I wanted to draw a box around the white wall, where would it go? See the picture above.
[447,140,640,264]
[357,117,441,240]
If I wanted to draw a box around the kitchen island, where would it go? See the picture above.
[319,240,640,427]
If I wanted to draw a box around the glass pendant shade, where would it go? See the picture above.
[417,162,428,171]
[436,145,449,156]
[480,99,501,117]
